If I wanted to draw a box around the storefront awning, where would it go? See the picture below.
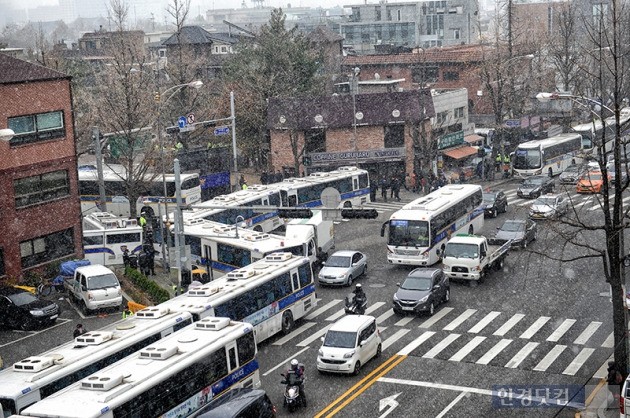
[464,134,484,144]
[442,146,478,160]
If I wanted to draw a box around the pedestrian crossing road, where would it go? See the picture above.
[273,301,612,378]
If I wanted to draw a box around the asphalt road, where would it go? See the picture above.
[0,178,622,418]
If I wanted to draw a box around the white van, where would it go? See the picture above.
[317,315,381,375]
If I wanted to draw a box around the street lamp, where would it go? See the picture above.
[350,67,360,166]
[234,215,245,239]
[0,128,15,142]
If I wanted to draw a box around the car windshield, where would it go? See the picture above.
[500,221,525,232]
[87,273,119,290]
[523,177,543,187]
[582,173,602,181]
[482,193,496,203]
[7,291,38,306]
[533,197,556,206]
[401,276,432,291]
[323,330,357,348]
[325,255,352,268]
[444,243,479,259]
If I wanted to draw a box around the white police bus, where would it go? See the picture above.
[81,212,144,266]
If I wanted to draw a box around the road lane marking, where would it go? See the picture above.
[365,301,386,315]
[325,309,346,322]
[443,309,477,331]
[436,391,469,418]
[519,316,550,339]
[418,307,454,328]
[468,311,501,334]
[574,321,602,345]
[272,322,316,346]
[422,333,460,359]
[449,336,486,362]
[382,329,410,351]
[505,342,539,368]
[533,345,566,372]
[297,324,332,347]
[493,313,525,336]
[262,346,310,376]
[398,331,435,355]
[546,319,576,342]
[0,318,72,348]
[376,309,396,324]
[305,299,342,320]
[476,339,512,365]
[563,347,595,375]
[394,316,415,327]
[602,332,614,348]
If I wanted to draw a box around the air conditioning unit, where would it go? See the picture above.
[81,372,124,391]
[195,317,231,331]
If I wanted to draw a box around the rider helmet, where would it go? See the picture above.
[355,283,362,290]
[291,359,299,369]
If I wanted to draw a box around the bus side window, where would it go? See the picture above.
[227,346,237,372]
[291,272,299,290]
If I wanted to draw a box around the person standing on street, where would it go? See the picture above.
[379,176,389,202]
[391,176,401,201]
[73,323,87,338]
[122,305,133,319]
[370,180,378,202]
[238,174,247,189]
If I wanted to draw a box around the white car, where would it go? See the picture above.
[318,250,367,286]
[529,193,569,219]
[317,315,381,375]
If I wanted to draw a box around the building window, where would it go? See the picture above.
[14,170,70,208]
[221,46,227,53]
[375,7,381,20]
[20,228,75,268]
[8,110,65,146]
[426,14,444,36]
[411,65,439,84]
[443,71,459,81]
[397,10,401,21]
[436,111,449,125]
[0,248,4,276]
[305,129,326,153]
[454,28,461,39]
[384,124,405,148]
[454,106,465,119]
[351,7,361,22]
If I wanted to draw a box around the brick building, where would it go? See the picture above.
[0,54,82,281]
[267,89,435,180]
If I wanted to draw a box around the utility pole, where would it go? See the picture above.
[174,158,186,292]
[230,91,238,191]
[92,127,107,213]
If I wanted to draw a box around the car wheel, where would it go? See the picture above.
[444,288,450,303]
[353,361,361,376]
[495,258,505,271]
[363,264,367,277]
[347,275,353,286]
[281,311,294,334]
[80,301,90,316]
[375,343,382,358]
[428,302,435,316]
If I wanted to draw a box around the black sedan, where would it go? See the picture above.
[482,190,508,218]
[0,286,60,330]
[494,219,537,249]
[392,268,449,316]
[517,175,555,199]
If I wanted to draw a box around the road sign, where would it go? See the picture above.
[178,116,187,129]
[504,119,521,128]
[214,126,230,136]
[187,113,195,124]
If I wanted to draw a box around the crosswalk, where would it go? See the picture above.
[273,302,612,377]
[353,183,630,215]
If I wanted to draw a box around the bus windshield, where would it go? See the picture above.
[513,149,541,170]
[388,220,430,247]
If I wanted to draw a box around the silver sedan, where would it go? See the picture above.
[318,250,368,286]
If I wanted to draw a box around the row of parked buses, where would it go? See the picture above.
[2,253,314,418]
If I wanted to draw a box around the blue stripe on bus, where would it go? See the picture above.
[211,359,260,397]
[277,283,316,311]
[84,247,116,255]
[431,208,485,246]
[239,283,316,327]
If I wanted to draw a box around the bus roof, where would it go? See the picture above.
[0,308,192,400]
[188,184,281,215]
[82,212,142,232]
[20,318,253,418]
[274,166,369,189]
[515,132,581,150]
[78,165,198,182]
[391,184,482,217]
[159,253,309,315]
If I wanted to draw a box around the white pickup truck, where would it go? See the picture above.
[60,261,123,314]
[441,234,512,283]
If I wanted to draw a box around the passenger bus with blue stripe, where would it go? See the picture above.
[158,253,316,342]
[512,133,586,178]
[381,184,484,266]
[18,317,260,418]
[82,212,144,266]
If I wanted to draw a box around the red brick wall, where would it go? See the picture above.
[0,78,82,280]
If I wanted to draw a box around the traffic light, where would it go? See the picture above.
[277,208,313,219]
[341,209,379,219]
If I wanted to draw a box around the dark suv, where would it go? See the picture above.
[517,175,555,199]
[0,286,60,330]
[392,268,450,316]
[191,388,276,418]
[482,190,508,218]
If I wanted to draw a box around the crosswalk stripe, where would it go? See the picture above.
[519,317,550,339]
[476,339,512,365]
[423,333,461,359]
[468,311,501,334]
[443,309,477,331]
[563,348,596,375]
[602,332,614,348]
[449,336,486,362]
[419,307,454,329]
[273,322,316,346]
[574,322,602,345]
[493,314,525,336]
[365,301,386,315]
[398,331,435,356]
[382,329,410,351]
[296,324,333,347]
[395,316,416,327]
[533,345,567,372]
[325,309,346,322]
[305,299,342,320]
[546,319,576,342]
[376,309,396,324]
[505,342,539,368]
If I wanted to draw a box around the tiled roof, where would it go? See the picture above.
[342,44,489,66]
[162,26,216,45]
[207,32,252,44]
[307,26,344,43]
[0,54,69,84]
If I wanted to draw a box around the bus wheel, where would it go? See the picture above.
[468,225,474,235]
[281,311,294,334]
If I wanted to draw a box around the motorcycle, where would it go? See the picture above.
[344,293,367,315]
[281,369,306,412]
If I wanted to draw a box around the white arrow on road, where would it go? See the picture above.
[378,392,402,418]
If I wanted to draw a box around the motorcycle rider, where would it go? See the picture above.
[287,359,306,407]
[353,284,367,314]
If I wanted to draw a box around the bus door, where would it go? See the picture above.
[226,341,239,375]
[352,175,359,191]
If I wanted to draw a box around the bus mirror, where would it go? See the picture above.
[380,222,387,237]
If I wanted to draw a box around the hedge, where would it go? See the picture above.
[124,267,171,304]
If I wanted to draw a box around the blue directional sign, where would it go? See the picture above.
[214,126,230,136]
[178,116,187,129]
